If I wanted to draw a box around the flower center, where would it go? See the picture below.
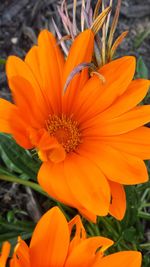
[46,115,81,153]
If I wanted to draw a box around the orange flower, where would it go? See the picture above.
[1,207,142,267]
[0,29,150,222]
[0,242,10,267]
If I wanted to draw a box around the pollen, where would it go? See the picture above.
[46,114,81,153]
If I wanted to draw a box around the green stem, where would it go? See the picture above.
[132,243,138,251]
[98,217,131,250]
[138,211,150,220]
[99,217,119,239]
[0,174,48,197]
[0,174,73,219]
[140,243,150,250]
[137,182,150,192]
[140,203,150,208]
[88,222,101,236]
[87,224,96,237]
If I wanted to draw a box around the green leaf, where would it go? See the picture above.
[6,211,15,223]
[123,227,137,242]
[134,29,150,49]
[136,56,148,79]
[0,58,6,65]
[0,219,35,232]
[0,133,40,180]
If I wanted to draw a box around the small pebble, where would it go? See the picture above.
[11,37,18,44]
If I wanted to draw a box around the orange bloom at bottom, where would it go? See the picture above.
[0,242,10,267]
[0,207,141,267]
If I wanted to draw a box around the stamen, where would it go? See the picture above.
[46,115,81,153]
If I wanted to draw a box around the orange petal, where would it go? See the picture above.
[30,207,69,267]
[97,145,148,184]
[79,142,148,184]
[64,154,110,216]
[0,98,17,133]
[65,237,113,267]
[0,242,10,267]
[100,105,150,135]
[25,45,42,88]
[10,237,30,267]
[73,56,136,124]
[97,251,142,267]
[0,98,32,149]
[98,56,136,100]
[63,29,94,115]
[38,30,65,114]
[100,79,150,120]
[48,145,66,163]
[68,215,86,254]
[6,56,48,117]
[63,29,94,85]
[31,128,66,163]
[108,180,126,220]
[9,76,46,128]
[38,161,80,208]
[79,208,97,223]
[6,56,38,89]
[98,126,150,160]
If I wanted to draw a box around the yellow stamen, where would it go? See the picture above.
[46,115,81,153]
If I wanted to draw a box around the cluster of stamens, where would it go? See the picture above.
[46,114,81,153]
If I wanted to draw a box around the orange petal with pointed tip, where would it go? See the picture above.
[68,215,86,254]
[100,79,150,120]
[73,56,136,124]
[6,56,38,89]
[38,30,65,114]
[25,45,42,88]
[63,29,94,115]
[30,207,69,267]
[0,242,10,267]
[10,237,30,267]
[63,29,94,85]
[65,237,113,267]
[6,56,48,118]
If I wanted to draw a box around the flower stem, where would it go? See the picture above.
[0,174,75,220]
[138,211,150,220]
[140,243,150,250]
[87,221,101,236]
[0,174,48,197]
[99,217,119,239]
